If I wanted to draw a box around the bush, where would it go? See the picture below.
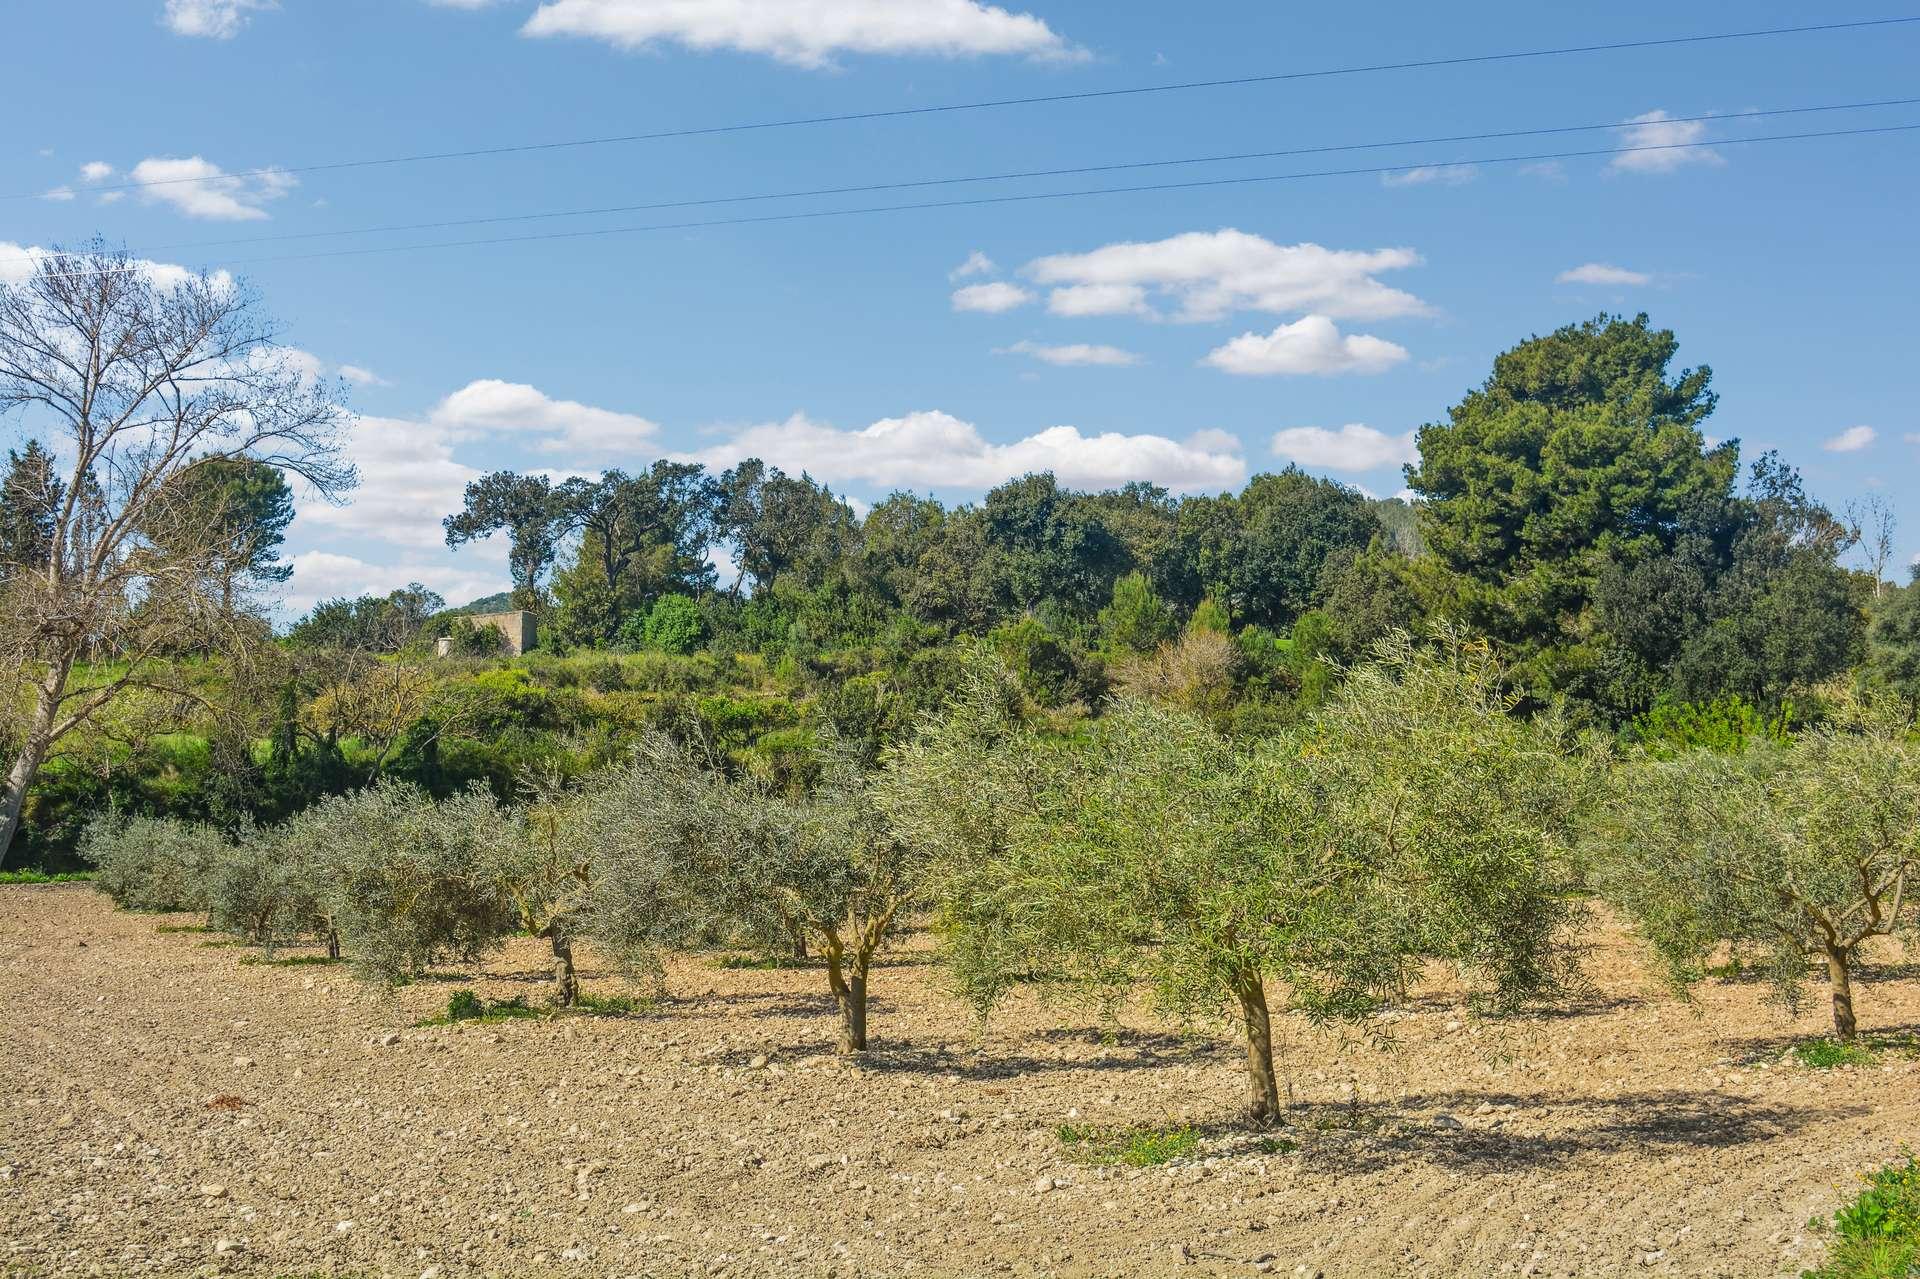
[1804,1155,1920,1279]
[282,780,522,984]
[80,813,227,913]
[640,594,706,655]
[205,825,336,956]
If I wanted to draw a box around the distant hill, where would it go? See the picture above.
[453,592,513,615]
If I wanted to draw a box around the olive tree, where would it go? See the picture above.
[207,822,340,958]
[906,635,1589,1123]
[483,772,596,1005]
[284,780,520,985]
[1598,700,1919,1039]
[0,242,352,863]
[80,812,227,915]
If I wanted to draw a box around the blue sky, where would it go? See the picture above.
[5,0,1917,613]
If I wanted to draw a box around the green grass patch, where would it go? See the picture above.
[0,869,93,884]
[1056,1123,1202,1167]
[416,988,652,1027]
[237,954,343,968]
[1795,1039,1881,1070]
[1803,1154,1920,1279]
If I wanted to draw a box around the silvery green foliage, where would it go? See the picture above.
[567,736,731,979]
[1598,695,1920,1020]
[913,633,1589,1034]
[80,812,227,914]
[284,780,521,985]
[205,823,334,953]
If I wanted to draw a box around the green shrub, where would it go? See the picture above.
[1804,1155,1920,1279]
[1796,1039,1880,1070]
[0,869,92,884]
[80,813,227,913]
[641,594,706,655]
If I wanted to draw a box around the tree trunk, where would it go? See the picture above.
[551,930,578,1007]
[788,922,808,964]
[825,943,869,1054]
[1234,968,1281,1125]
[327,930,340,961]
[1826,946,1858,1040]
[0,677,61,866]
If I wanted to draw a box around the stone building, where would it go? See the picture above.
[436,609,538,657]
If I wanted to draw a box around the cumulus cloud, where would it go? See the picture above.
[949,250,996,281]
[1823,425,1877,453]
[0,241,232,293]
[1557,263,1653,287]
[130,155,296,221]
[951,281,1034,313]
[162,0,275,38]
[1380,164,1478,188]
[1023,230,1427,323]
[430,379,661,457]
[995,340,1141,367]
[79,161,114,183]
[40,187,76,203]
[1270,424,1418,472]
[519,0,1081,68]
[1609,110,1726,174]
[1204,315,1408,377]
[283,550,507,618]
[683,410,1244,493]
[297,414,485,553]
[338,364,388,387]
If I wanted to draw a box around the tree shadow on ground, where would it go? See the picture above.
[1266,1087,1859,1175]
[1722,1022,1920,1061]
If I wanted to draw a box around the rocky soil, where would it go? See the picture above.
[3,884,1917,1279]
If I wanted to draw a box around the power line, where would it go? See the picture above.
[12,123,1915,284]
[9,15,1917,204]
[127,96,1920,256]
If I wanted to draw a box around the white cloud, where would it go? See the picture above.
[162,0,275,38]
[1609,110,1726,174]
[1380,164,1478,188]
[1045,282,1150,318]
[431,378,661,457]
[41,187,75,203]
[1204,315,1408,377]
[79,161,114,183]
[1557,263,1653,287]
[1270,424,1418,472]
[520,0,1081,69]
[130,155,296,221]
[951,281,1034,313]
[683,410,1244,493]
[995,340,1141,367]
[1023,230,1427,323]
[338,364,388,387]
[1823,425,1877,453]
[949,250,996,281]
[284,550,506,617]
[0,241,232,293]
[297,414,485,553]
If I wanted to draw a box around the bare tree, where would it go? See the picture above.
[0,241,352,861]
[1846,496,1898,599]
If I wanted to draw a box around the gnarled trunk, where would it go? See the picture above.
[825,939,869,1054]
[1234,967,1281,1125]
[1826,946,1857,1040]
[551,930,578,1007]
[0,675,61,866]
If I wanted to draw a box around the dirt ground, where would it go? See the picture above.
[3,886,1917,1279]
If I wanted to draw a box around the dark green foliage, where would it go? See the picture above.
[1868,576,1920,707]
[1175,468,1382,629]
[639,593,705,654]
[1098,572,1178,655]
[1624,695,1789,758]
[0,439,62,574]
[288,584,445,652]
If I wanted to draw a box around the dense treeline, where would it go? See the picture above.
[4,312,1917,872]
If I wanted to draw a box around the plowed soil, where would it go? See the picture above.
[3,884,1916,1279]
